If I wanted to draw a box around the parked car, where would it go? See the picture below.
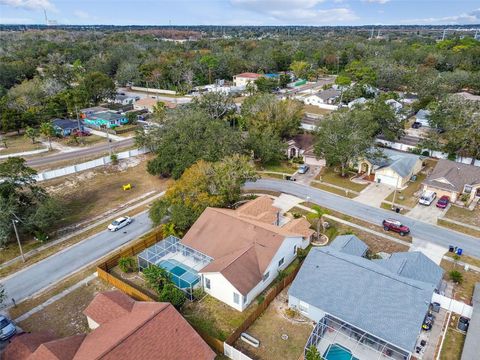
[436,195,450,209]
[458,316,469,332]
[419,190,437,206]
[412,122,422,129]
[298,164,310,174]
[382,219,410,236]
[72,129,91,137]
[108,216,132,232]
[0,315,16,341]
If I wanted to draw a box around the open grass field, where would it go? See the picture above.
[0,133,46,155]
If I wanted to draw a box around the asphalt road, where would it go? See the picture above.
[245,179,480,258]
[1,212,152,304]
[26,138,135,167]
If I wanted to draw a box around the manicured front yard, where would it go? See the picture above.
[0,133,46,155]
[311,182,358,198]
[182,295,258,341]
[384,173,426,208]
[303,104,332,116]
[234,287,313,360]
[315,167,368,192]
[258,161,298,175]
[445,205,480,228]
[440,315,466,360]
[57,134,105,147]
[440,259,480,303]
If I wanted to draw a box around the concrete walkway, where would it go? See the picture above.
[0,147,49,159]
[86,128,130,141]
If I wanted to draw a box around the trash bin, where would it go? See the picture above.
[395,207,400,213]
[431,302,440,313]
[456,248,463,256]
[449,245,455,252]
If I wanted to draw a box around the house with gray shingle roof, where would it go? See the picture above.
[358,148,423,187]
[423,159,480,204]
[329,234,368,257]
[289,245,443,360]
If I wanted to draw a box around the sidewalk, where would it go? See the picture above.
[0,148,49,159]
[85,128,128,141]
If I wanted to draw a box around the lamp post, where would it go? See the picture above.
[11,219,25,263]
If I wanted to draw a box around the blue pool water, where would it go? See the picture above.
[323,344,359,360]
[158,259,200,289]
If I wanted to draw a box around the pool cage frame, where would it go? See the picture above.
[137,235,213,300]
[305,315,410,360]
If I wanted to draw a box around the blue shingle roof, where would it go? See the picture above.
[329,235,368,257]
[289,247,437,352]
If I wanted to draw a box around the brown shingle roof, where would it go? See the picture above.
[423,159,480,193]
[235,72,262,79]
[282,218,315,239]
[3,331,58,360]
[182,206,302,295]
[236,195,280,224]
[83,290,135,325]
[30,335,85,360]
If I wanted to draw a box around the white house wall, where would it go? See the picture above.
[288,294,326,321]
[201,272,245,312]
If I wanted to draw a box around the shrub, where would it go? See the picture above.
[159,283,187,309]
[292,212,302,219]
[143,265,171,294]
[192,287,206,300]
[285,308,298,318]
[257,295,265,304]
[305,345,322,360]
[449,270,463,284]
[110,153,119,165]
[118,257,137,273]
[296,247,309,262]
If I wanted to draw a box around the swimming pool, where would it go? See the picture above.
[323,344,359,360]
[158,259,200,289]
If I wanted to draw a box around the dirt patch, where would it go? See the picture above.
[234,286,313,360]
[17,277,114,337]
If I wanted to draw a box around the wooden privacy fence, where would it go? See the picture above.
[225,264,302,345]
[97,266,155,302]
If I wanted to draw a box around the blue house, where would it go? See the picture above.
[83,111,128,129]
[52,119,83,136]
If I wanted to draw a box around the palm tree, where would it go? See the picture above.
[39,122,55,150]
[307,205,329,241]
[161,222,182,238]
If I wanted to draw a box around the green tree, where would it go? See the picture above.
[161,222,182,237]
[39,121,56,150]
[152,101,166,122]
[158,283,187,309]
[79,71,115,105]
[246,130,286,164]
[279,74,291,88]
[255,77,278,93]
[141,108,244,179]
[199,55,219,84]
[24,126,38,144]
[335,75,352,86]
[366,98,404,141]
[118,257,137,273]
[143,265,171,294]
[305,345,322,360]
[307,205,329,241]
[0,283,6,307]
[290,60,309,79]
[449,270,463,284]
[192,92,235,120]
[314,109,376,176]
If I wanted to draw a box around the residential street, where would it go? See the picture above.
[245,179,480,258]
[25,138,135,167]
[1,212,152,304]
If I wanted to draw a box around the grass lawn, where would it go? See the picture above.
[43,156,167,227]
[182,295,258,341]
[234,287,313,360]
[440,316,466,360]
[0,133,46,155]
[17,276,115,337]
[384,173,427,208]
[57,134,106,147]
[316,167,368,192]
[303,104,332,116]
[445,253,480,268]
[258,161,298,175]
[445,205,480,228]
[311,182,358,199]
[261,173,286,180]
[380,202,408,214]
[440,259,480,303]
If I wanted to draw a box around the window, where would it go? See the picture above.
[298,301,309,313]
[243,296,247,304]
[263,272,269,282]
[233,292,240,304]
[278,257,285,267]
[464,185,473,194]
[293,245,297,255]
[205,278,211,289]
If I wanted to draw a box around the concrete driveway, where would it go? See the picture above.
[407,203,445,224]
[292,165,322,185]
[410,238,448,265]
[354,182,394,207]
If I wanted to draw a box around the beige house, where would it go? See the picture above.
[358,148,422,188]
[423,159,480,203]
[133,98,177,113]
[233,72,262,87]
[286,133,325,167]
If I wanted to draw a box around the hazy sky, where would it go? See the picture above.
[1,0,479,26]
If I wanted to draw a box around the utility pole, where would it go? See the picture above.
[12,219,25,263]
[75,104,81,131]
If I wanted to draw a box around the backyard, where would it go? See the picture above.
[440,259,480,303]
[234,287,314,360]
[439,314,466,360]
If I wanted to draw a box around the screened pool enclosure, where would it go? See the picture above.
[137,235,213,299]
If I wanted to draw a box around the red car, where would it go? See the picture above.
[436,195,450,209]
[382,219,410,236]
[72,130,91,137]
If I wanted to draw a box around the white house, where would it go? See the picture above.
[304,88,341,107]
[110,94,136,105]
[232,72,262,87]
[347,97,367,108]
[416,109,431,127]
[181,196,313,311]
[385,99,403,113]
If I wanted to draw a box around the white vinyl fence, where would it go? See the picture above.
[224,343,254,360]
[130,86,176,95]
[432,293,473,318]
[34,148,149,182]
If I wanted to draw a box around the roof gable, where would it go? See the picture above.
[424,159,480,193]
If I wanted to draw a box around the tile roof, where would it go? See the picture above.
[423,159,480,193]
[182,204,302,295]
[4,292,215,360]
[374,252,444,289]
[83,290,135,325]
[289,246,437,352]
[368,148,421,178]
[329,234,368,257]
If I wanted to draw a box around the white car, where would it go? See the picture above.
[108,216,132,231]
[419,191,437,206]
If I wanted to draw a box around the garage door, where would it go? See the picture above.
[304,156,325,167]
[375,174,398,186]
